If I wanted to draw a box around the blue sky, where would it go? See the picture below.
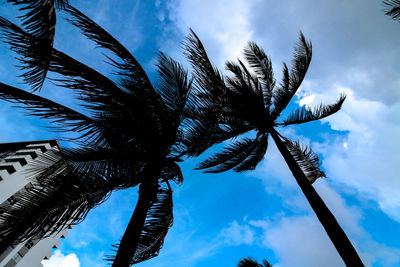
[1,0,400,266]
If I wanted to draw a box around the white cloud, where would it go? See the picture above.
[166,0,257,66]
[220,220,255,246]
[245,180,400,267]
[246,122,400,266]
[298,86,400,222]
[42,250,80,267]
[253,215,344,267]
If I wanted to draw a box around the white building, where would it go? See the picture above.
[0,140,68,267]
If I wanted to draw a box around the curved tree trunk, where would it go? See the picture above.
[270,129,364,266]
[112,181,158,267]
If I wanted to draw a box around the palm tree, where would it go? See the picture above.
[5,0,69,91]
[0,5,198,266]
[238,258,273,267]
[383,0,400,22]
[183,30,364,266]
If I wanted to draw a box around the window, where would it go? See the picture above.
[24,240,34,249]
[7,196,16,205]
[11,252,22,263]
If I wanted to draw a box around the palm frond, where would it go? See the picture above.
[0,13,50,91]
[0,15,128,114]
[0,156,112,252]
[107,186,173,264]
[284,138,325,183]
[0,83,102,140]
[383,1,400,21]
[225,61,268,129]
[64,5,153,91]
[196,137,262,173]
[182,116,250,157]
[282,94,346,126]
[4,0,66,91]
[271,32,312,118]
[238,257,273,267]
[61,147,144,188]
[243,42,275,110]
[183,29,226,120]
[156,52,193,124]
[234,135,268,172]
[226,60,262,97]
[64,7,170,140]
[160,159,183,185]
[49,49,127,109]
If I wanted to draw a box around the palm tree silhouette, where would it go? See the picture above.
[0,5,197,266]
[238,257,273,267]
[183,30,364,266]
[383,0,400,22]
[5,0,69,91]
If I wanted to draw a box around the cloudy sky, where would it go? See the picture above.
[1,0,400,266]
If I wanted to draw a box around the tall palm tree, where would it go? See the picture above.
[238,258,273,267]
[0,5,197,266]
[5,0,69,91]
[183,30,364,266]
[383,0,400,22]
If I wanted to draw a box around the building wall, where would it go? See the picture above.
[0,140,68,267]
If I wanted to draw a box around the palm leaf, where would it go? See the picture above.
[0,155,112,253]
[0,15,127,113]
[183,29,226,120]
[160,159,183,185]
[0,82,102,139]
[238,257,273,267]
[243,42,275,110]
[225,61,268,129]
[4,0,67,91]
[226,60,262,97]
[282,94,346,126]
[64,5,153,91]
[61,147,145,188]
[284,138,325,183]
[106,186,173,264]
[234,135,268,172]
[60,6,169,139]
[196,137,262,173]
[49,49,128,110]
[0,17,167,146]
[271,32,312,118]
[383,1,400,21]
[156,52,193,124]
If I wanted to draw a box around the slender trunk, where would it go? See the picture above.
[112,182,158,267]
[270,129,364,266]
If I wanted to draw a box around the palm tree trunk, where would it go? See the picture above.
[112,181,158,267]
[270,129,364,266]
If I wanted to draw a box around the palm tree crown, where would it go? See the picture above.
[184,30,344,179]
[182,31,364,266]
[0,5,197,266]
